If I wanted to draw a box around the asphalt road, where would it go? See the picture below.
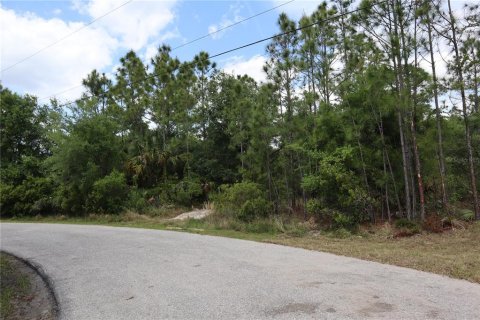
[1,223,479,320]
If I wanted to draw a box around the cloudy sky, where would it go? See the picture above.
[0,0,471,104]
[1,0,322,103]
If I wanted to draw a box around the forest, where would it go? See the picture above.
[1,0,479,230]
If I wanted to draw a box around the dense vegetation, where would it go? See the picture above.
[1,0,479,228]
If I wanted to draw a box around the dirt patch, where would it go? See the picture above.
[171,209,212,221]
[0,252,57,320]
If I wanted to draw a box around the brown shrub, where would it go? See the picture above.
[423,214,444,233]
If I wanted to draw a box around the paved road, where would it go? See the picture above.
[1,223,479,320]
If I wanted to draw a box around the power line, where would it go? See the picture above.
[51,0,389,109]
[212,0,389,59]
[171,0,295,52]
[38,0,295,102]
[1,0,134,73]
[39,84,84,102]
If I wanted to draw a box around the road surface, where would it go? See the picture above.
[1,223,479,319]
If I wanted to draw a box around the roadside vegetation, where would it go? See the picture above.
[0,252,56,320]
[0,253,29,318]
[1,0,479,284]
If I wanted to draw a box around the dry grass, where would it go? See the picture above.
[268,222,480,283]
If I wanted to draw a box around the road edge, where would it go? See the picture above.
[1,250,61,319]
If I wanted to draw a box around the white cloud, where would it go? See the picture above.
[1,0,179,102]
[271,0,319,20]
[222,55,267,83]
[76,0,177,50]
[0,7,118,101]
[143,28,182,63]
[53,8,62,15]
[208,3,243,40]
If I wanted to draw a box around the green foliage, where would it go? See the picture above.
[0,176,55,217]
[395,218,421,236]
[125,188,149,213]
[332,212,356,230]
[305,199,323,217]
[239,198,271,222]
[302,146,368,224]
[86,171,129,214]
[50,115,124,214]
[216,182,272,222]
[457,209,474,222]
[172,178,203,206]
[2,1,479,223]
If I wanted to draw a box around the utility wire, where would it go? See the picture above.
[39,84,84,102]
[171,0,295,51]
[212,0,389,58]
[49,0,389,109]
[1,0,134,73]
[38,0,295,102]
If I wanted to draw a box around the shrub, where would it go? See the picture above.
[423,214,444,233]
[457,209,474,222]
[395,218,418,229]
[0,177,55,217]
[86,170,129,214]
[125,188,149,213]
[332,212,356,230]
[239,198,271,222]
[171,178,203,206]
[394,218,421,237]
[306,199,323,217]
[216,182,272,222]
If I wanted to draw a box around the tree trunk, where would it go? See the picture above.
[447,0,480,219]
[391,0,412,219]
[411,7,426,220]
[426,10,448,207]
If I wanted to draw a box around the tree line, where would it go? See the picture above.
[1,0,479,226]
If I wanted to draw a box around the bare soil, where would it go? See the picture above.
[170,209,212,221]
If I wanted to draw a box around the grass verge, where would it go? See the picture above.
[0,253,31,319]
[2,214,479,283]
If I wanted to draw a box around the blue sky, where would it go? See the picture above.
[0,0,471,103]
[1,0,319,102]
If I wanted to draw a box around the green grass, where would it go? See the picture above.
[0,253,32,318]
[2,214,480,283]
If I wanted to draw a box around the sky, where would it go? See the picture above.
[0,0,473,104]
[0,0,321,103]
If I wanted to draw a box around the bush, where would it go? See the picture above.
[423,214,444,233]
[0,177,55,217]
[305,200,357,230]
[216,182,272,222]
[125,188,149,213]
[86,170,129,214]
[332,212,357,230]
[394,218,421,237]
[395,218,418,229]
[306,199,323,217]
[172,178,203,206]
[239,198,271,222]
[457,209,474,221]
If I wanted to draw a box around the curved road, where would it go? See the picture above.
[1,223,479,319]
